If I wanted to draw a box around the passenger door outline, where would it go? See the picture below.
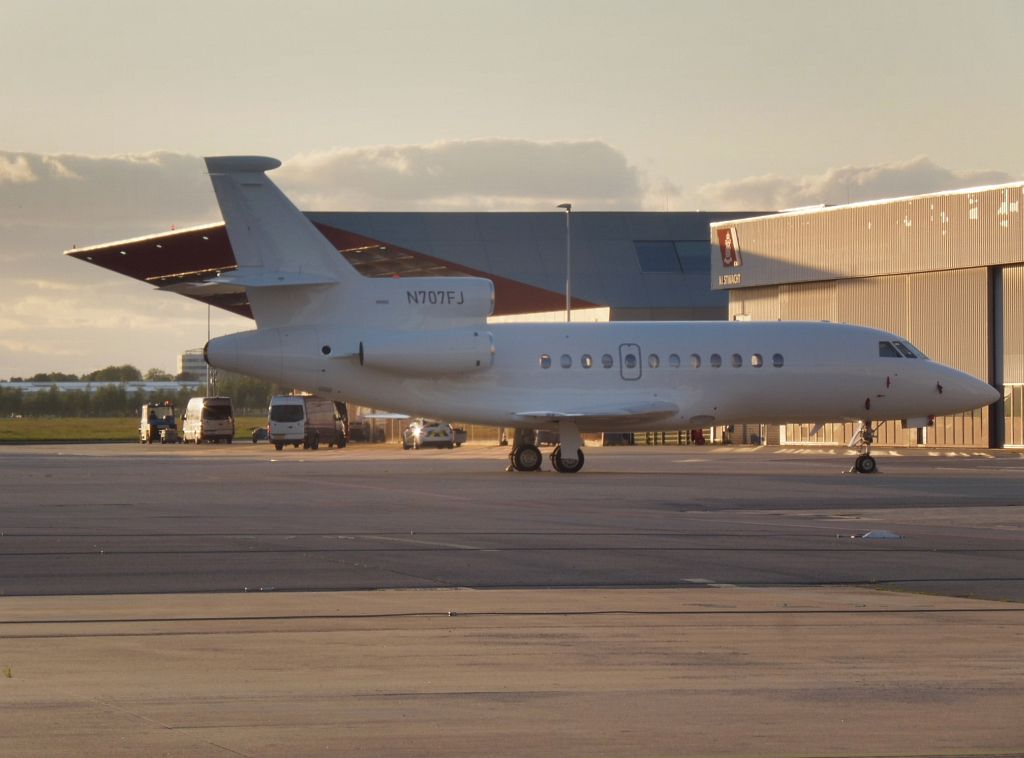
[619,343,642,380]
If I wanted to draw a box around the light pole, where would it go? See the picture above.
[557,203,572,322]
[206,303,212,395]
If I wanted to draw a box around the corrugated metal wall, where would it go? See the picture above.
[728,286,781,321]
[713,184,1024,290]
[1003,264,1024,383]
[906,268,989,378]
[779,281,838,321]
[750,269,991,448]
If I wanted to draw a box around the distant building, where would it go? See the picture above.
[178,348,207,380]
[0,380,203,395]
[66,211,768,324]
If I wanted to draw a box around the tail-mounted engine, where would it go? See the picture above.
[359,328,495,375]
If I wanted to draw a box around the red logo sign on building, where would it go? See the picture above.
[717,227,741,268]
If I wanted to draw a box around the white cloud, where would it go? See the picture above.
[0,154,37,183]
[688,156,1017,211]
[279,139,645,211]
[0,151,216,237]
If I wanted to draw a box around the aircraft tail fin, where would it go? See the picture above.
[205,156,357,326]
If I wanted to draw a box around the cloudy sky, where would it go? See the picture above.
[2,0,1022,378]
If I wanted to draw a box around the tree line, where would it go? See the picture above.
[1,366,278,418]
[7,365,173,383]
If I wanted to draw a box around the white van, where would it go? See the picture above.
[182,396,235,443]
[268,395,347,451]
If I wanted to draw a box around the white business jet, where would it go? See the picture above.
[201,156,998,474]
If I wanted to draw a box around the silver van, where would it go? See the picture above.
[268,395,347,450]
[182,396,235,443]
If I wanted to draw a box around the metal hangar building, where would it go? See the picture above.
[710,182,1024,450]
[67,210,763,323]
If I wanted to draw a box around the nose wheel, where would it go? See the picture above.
[852,453,877,474]
[849,421,879,474]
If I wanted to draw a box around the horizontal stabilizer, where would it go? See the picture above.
[206,269,339,288]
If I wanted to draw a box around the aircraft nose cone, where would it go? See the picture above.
[980,381,1001,406]
[947,372,999,409]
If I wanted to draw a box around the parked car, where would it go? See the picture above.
[402,420,455,449]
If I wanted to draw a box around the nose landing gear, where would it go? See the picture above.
[850,421,880,474]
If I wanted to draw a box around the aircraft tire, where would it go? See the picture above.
[511,444,543,472]
[551,446,585,473]
[854,454,877,474]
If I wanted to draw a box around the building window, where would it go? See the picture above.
[731,353,743,368]
[649,354,660,369]
[602,353,614,369]
[772,353,784,368]
[690,353,701,368]
[673,240,712,275]
[581,354,593,369]
[634,241,683,273]
[710,353,722,368]
[751,353,763,368]
[540,354,551,369]
[669,353,681,368]
[560,354,572,369]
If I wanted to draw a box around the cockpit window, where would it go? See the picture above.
[879,341,902,358]
[893,341,918,359]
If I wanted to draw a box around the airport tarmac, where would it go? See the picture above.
[1,443,1023,756]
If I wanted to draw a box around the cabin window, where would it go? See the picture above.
[879,341,902,358]
[710,353,722,368]
[540,354,552,369]
[731,353,743,368]
[601,353,614,369]
[581,354,593,369]
[648,354,660,369]
[772,353,784,368]
[624,353,638,370]
[690,353,701,368]
[560,354,572,369]
[669,353,681,368]
[751,353,763,367]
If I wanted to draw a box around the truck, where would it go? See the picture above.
[139,401,179,444]
[268,395,347,451]
[182,396,235,443]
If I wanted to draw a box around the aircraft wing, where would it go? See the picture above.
[513,399,679,426]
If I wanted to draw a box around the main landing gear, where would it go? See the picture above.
[849,421,879,474]
[507,423,586,473]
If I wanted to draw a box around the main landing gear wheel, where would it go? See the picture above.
[550,445,585,473]
[509,444,543,472]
